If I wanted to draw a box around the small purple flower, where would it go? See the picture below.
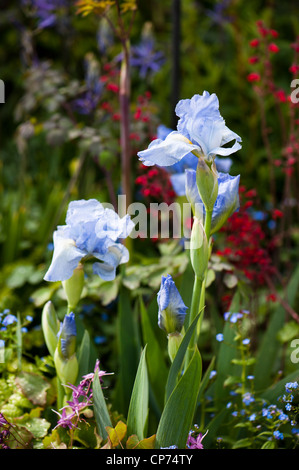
[72,55,103,115]
[53,407,76,430]
[130,36,165,78]
[25,0,70,29]
[0,413,9,427]
[80,358,113,388]
[187,430,207,449]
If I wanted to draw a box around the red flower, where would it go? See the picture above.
[268,43,279,53]
[247,72,261,82]
[269,29,279,38]
[266,293,277,302]
[148,169,159,178]
[289,64,299,75]
[107,83,119,93]
[272,209,283,219]
[250,39,260,47]
[248,56,259,64]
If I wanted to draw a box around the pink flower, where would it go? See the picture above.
[187,430,208,449]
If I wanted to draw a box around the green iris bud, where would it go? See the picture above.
[196,159,218,212]
[62,263,84,312]
[54,313,78,389]
[41,301,60,357]
[190,216,209,281]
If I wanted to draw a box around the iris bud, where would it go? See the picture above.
[196,159,218,212]
[157,274,188,335]
[41,301,60,357]
[190,216,209,281]
[54,313,78,389]
[62,263,84,312]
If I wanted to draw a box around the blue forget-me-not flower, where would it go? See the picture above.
[44,199,134,283]
[137,91,241,167]
[157,274,188,334]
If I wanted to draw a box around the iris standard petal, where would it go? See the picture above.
[95,210,134,241]
[176,92,222,141]
[66,199,105,225]
[137,131,200,167]
[176,92,242,159]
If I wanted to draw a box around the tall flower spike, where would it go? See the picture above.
[137,91,241,167]
[44,199,134,283]
[41,300,60,357]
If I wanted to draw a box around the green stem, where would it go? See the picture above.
[204,209,213,241]
[185,209,213,367]
[196,209,213,335]
[185,275,203,367]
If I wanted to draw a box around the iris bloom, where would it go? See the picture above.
[137,91,241,167]
[156,124,233,197]
[157,274,188,334]
[185,169,240,234]
[44,199,134,283]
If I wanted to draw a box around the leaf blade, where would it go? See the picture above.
[156,348,202,449]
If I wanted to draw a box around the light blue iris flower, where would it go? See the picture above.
[155,123,233,197]
[185,169,240,234]
[157,274,188,334]
[44,199,134,283]
[138,91,241,168]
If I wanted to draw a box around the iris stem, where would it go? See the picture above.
[185,209,213,367]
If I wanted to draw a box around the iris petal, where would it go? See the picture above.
[137,131,200,167]
[44,229,86,282]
